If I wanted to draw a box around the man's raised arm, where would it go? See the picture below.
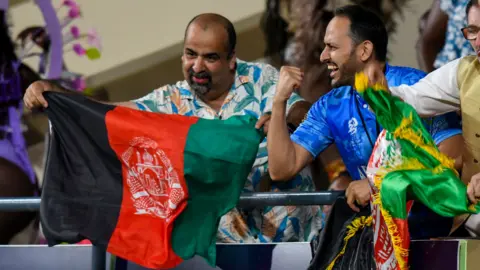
[365,59,461,117]
[267,67,327,181]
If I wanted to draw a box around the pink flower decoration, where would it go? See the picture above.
[68,6,81,19]
[73,43,85,56]
[70,25,80,39]
[87,28,102,50]
[63,0,79,9]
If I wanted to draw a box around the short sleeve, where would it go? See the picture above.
[290,98,333,158]
[428,112,463,145]
[132,85,173,113]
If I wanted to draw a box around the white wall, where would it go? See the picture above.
[9,0,265,86]
[387,1,432,68]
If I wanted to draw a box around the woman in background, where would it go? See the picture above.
[0,10,40,244]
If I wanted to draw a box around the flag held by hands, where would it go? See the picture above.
[40,92,263,269]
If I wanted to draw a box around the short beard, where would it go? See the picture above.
[331,51,360,88]
[188,67,212,95]
[190,83,211,95]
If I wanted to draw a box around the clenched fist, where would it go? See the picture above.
[274,66,304,103]
[362,61,388,89]
[23,80,56,110]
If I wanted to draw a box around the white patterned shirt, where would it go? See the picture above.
[133,59,323,243]
[434,0,474,69]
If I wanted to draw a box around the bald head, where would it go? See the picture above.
[185,13,236,58]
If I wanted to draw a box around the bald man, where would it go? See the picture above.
[24,13,322,243]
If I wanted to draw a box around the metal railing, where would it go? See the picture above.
[0,191,343,211]
[0,191,342,270]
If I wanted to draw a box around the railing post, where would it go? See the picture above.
[91,246,106,270]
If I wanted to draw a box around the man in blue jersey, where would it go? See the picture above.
[266,4,464,238]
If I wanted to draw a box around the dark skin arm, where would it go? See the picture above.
[416,0,448,72]
[285,101,332,189]
[256,99,313,183]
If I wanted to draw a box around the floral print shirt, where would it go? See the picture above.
[134,59,323,243]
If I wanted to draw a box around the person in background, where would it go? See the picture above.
[417,0,473,72]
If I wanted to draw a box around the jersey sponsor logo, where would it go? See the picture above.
[348,117,358,135]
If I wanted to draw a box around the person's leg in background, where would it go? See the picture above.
[0,157,37,244]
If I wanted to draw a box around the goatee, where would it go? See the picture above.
[188,68,212,95]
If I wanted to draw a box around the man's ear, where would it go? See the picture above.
[358,41,374,62]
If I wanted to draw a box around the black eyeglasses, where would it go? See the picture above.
[461,26,480,40]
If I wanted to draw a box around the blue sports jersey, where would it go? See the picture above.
[291,63,462,180]
[291,63,462,239]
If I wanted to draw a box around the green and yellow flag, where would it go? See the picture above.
[354,72,480,270]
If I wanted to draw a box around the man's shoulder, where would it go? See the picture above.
[236,58,279,84]
[309,86,352,117]
[386,64,426,86]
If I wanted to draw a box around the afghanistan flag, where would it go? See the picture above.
[354,72,480,270]
[40,92,263,269]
